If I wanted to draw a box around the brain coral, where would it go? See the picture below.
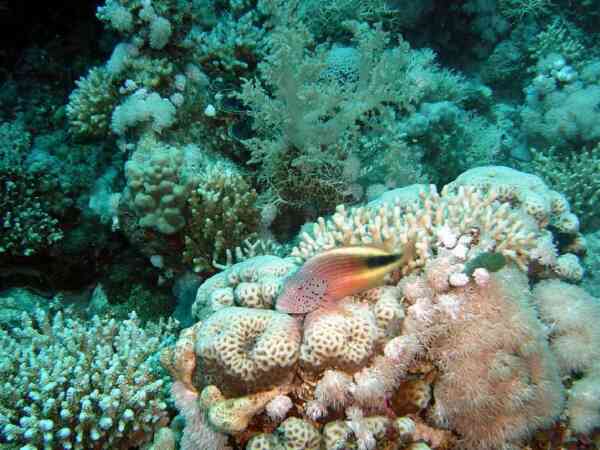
[163,174,592,449]
[194,307,301,395]
[300,301,379,371]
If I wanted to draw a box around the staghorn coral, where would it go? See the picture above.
[0,309,177,449]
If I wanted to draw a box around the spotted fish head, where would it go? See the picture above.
[275,270,329,314]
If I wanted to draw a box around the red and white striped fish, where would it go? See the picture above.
[275,243,414,315]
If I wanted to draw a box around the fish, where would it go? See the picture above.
[275,242,415,315]
[464,251,507,276]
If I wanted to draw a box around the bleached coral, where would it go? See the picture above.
[0,310,176,449]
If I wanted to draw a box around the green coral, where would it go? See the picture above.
[183,164,260,273]
[0,169,63,257]
[66,67,119,138]
[529,145,600,230]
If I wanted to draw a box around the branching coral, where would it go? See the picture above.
[163,172,595,449]
[183,165,260,273]
[0,309,177,449]
[1,169,64,257]
[293,183,544,273]
[529,145,600,230]
[66,67,119,138]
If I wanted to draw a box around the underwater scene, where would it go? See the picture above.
[1,0,600,449]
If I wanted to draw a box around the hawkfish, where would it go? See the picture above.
[275,241,415,315]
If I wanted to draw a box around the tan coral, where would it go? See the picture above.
[300,301,379,371]
[370,286,405,342]
[323,420,352,449]
[199,385,225,410]
[246,433,282,449]
[195,307,301,395]
[277,417,321,450]
[160,323,202,392]
[292,184,543,272]
[192,255,298,319]
[207,386,290,434]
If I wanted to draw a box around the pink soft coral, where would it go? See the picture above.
[399,262,564,449]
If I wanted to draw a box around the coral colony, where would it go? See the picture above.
[1,1,600,449]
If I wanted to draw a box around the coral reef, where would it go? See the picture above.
[161,168,599,449]
[529,145,600,230]
[7,1,600,450]
[293,173,579,280]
